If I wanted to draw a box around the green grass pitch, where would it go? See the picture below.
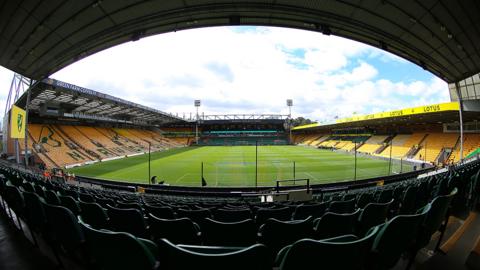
[69,145,411,187]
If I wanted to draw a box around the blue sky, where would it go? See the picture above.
[0,26,450,123]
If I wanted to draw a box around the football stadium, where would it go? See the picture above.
[1,1,480,270]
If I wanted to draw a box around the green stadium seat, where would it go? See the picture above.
[255,207,293,225]
[79,201,109,229]
[376,189,394,203]
[156,238,271,270]
[212,208,252,222]
[22,191,48,245]
[407,188,457,268]
[78,192,96,203]
[59,195,81,216]
[144,204,176,219]
[328,198,356,214]
[43,202,87,265]
[148,214,201,245]
[292,202,327,220]
[33,184,46,199]
[368,203,431,270]
[357,192,374,209]
[313,209,360,239]
[4,185,26,232]
[79,219,159,270]
[258,217,313,262]
[176,208,212,228]
[44,190,61,205]
[106,205,149,238]
[399,185,419,215]
[357,199,393,236]
[201,218,257,246]
[278,225,380,270]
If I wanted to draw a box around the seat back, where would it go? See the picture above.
[80,220,157,270]
[370,203,431,269]
[279,226,379,270]
[59,195,81,216]
[44,190,61,205]
[314,209,360,239]
[176,208,212,229]
[328,199,355,214]
[106,205,148,238]
[415,188,457,249]
[356,193,374,209]
[156,239,270,270]
[399,185,419,214]
[148,214,200,245]
[202,218,257,246]
[292,203,327,220]
[79,201,109,229]
[145,204,175,219]
[43,202,85,252]
[259,217,313,259]
[256,207,293,225]
[23,191,47,234]
[358,199,392,236]
[213,208,252,222]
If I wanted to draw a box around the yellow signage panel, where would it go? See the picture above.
[292,123,320,130]
[336,102,459,124]
[10,105,26,139]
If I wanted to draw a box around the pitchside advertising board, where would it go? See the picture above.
[10,105,26,139]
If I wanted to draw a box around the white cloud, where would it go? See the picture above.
[0,26,449,124]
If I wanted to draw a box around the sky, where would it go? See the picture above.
[0,26,450,123]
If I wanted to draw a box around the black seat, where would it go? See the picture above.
[202,218,257,246]
[148,214,201,245]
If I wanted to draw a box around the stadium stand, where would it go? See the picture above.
[18,124,183,169]
[377,133,426,159]
[449,134,480,162]
[357,135,389,154]
[413,133,459,163]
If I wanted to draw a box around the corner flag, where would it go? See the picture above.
[10,105,26,139]
[201,177,207,187]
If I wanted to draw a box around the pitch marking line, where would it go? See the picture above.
[175,173,191,183]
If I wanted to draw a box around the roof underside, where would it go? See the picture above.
[14,78,185,126]
[0,1,479,82]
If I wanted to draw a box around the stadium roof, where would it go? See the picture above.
[0,1,479,83]
[14,78,185,126]
[293,101,480,131]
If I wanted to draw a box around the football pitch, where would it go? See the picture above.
[69,145,411,187]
